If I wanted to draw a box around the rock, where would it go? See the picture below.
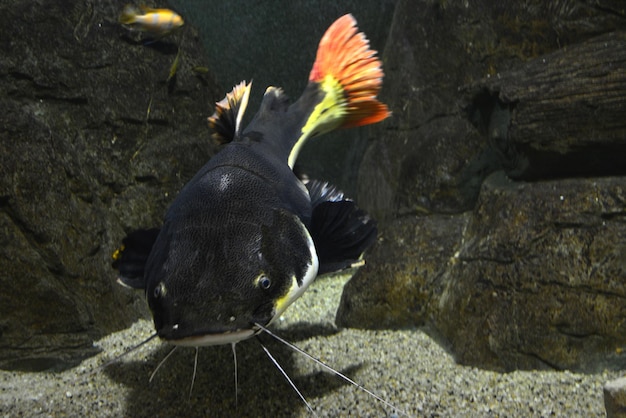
[336,213,469,329]
[340,171,626,373]
[433,173,626,372]
[338,0,626,372]
[357,115,490,220]
[358,0,626,219]
[605,376,626,418]
[0,0,220,370]
[464,31,626,180]
[357,0,492,219]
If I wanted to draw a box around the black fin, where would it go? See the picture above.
[306,180,345,207]
[208,81,252,144]
[112,228,160,289]
[306,180,377,275]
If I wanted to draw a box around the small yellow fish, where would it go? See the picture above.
[119,4,184,35]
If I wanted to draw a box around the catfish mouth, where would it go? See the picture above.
[151,301,275,346]
[158,324,260,347]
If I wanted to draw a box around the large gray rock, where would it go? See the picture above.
[0,0,220,370]
[358,0,626,220]
[341,173,626,373]
[357,0,492,219]
[338,0,626,372]
[464,31,626,180]
[434,173,626,372]
[337,213,469,328]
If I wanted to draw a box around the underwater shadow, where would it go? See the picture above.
[119,34,179,55]
[104,323,364,418]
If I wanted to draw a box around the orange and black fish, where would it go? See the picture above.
[119,4,184,36]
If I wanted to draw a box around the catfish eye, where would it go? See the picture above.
[258,276,271,290]
[153,282,166,299]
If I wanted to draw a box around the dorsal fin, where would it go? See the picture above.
[208,81,252,144]
[139,5,156,13]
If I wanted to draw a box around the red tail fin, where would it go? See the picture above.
[308,14,390,129]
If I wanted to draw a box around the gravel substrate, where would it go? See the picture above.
[0,274,622,417]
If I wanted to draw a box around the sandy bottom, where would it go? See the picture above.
[0,274,621,417]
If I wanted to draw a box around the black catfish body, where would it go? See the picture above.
[113,14,389,347]
[146,114,317,344]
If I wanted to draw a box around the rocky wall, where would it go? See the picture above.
[337,0,626,372]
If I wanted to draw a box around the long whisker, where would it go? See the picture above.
[94,332,159,374]
[255,323,408,417]
[189,347,199,399]
[231,342,238,408]
[149,345,178,383]
[256,336,316,416]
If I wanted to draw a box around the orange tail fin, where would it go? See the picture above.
[308,14,390,129]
